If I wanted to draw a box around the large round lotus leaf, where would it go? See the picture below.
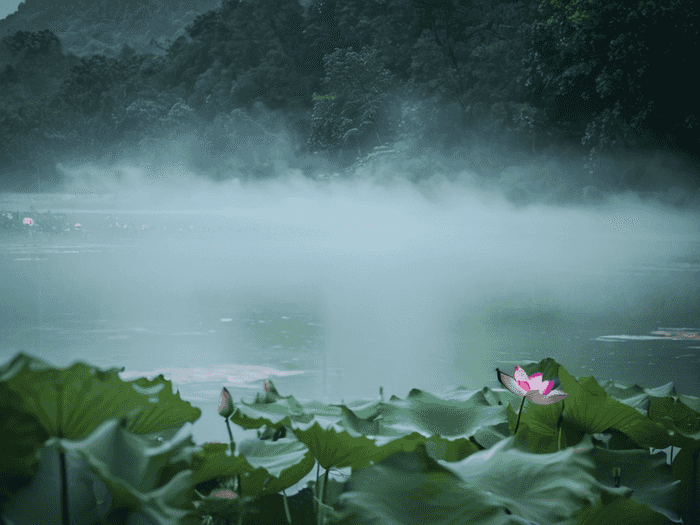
[189,442,252,486]
[378,389,510,439]
[648,395,700,445]
[0,382,50,516]
[44,419,199,525]
[2,446,112,525]
[231,395,313,430]
[575,492,678,525]
[237,436,316,497]
[335,441,530,525]
[557,366,680,450]
[0,352,201,440]
[587,446,683,522]
[339,398,487,461]
[290,418,426,470]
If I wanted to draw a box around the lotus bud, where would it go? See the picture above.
[219,386,234,418]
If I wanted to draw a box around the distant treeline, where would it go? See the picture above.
[0,0,697,190]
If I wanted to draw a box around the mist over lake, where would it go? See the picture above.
[1,162,699,445]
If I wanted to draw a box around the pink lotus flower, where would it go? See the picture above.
[497,365,568,405]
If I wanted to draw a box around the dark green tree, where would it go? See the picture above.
[308,46,396,157]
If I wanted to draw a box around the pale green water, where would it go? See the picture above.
[1,184,699,446]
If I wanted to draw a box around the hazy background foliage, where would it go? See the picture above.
[0,0,698,206]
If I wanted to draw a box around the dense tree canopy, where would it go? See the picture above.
[0,0,697,192]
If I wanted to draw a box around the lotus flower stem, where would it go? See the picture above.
[225,418,235,455]
[557,400,565,451]
[321,467,329,520]
[514,396,526,435]
[314,462,321,516]
[670,445,674,464]
[56,383,70,525]
[316,466,330,525]
[59,450,70,525]
[613,467,621,488]
[282,489,292,524]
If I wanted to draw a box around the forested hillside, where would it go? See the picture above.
[0,0,698,206]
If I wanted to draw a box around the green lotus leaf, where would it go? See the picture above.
[339,401,483,461]
[506,398,564,453]
[587,446,683,522]
[290,418,426,470]
[575,491,679,525]
[379,389,510,440]
[648,395,700,444]
[124,375,203,435]
[2,445,113,525]
[365,387,512,459]
[436,434,610,524]
[231,395,314,431]
[679,394,700,413]
[670,443,700,524]
[438,385,511,407]
[42,418,199,525]
[0,383,50,515]
[45,417,197,496]
[557,365,677,450]
[336,436,605,525]
[0,352,201,441]
[0,352,55,379]
[597,379,677,415]
[189,442,252,486]
[236,436,316,497]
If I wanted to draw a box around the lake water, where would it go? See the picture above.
[1,184,699,446]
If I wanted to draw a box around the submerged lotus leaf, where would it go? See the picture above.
[43,418,199,525]
[587,446,683,522]
[0,383,50,515]
[236,436,315,497]
[0,352,201,441]
[290,418,426,470]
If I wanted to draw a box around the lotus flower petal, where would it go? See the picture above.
[527,373,554,395]
[497,369,528,397]
[513,366,529,383]
[526,389,569,405]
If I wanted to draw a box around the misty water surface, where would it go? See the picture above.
[1,172,699,445]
